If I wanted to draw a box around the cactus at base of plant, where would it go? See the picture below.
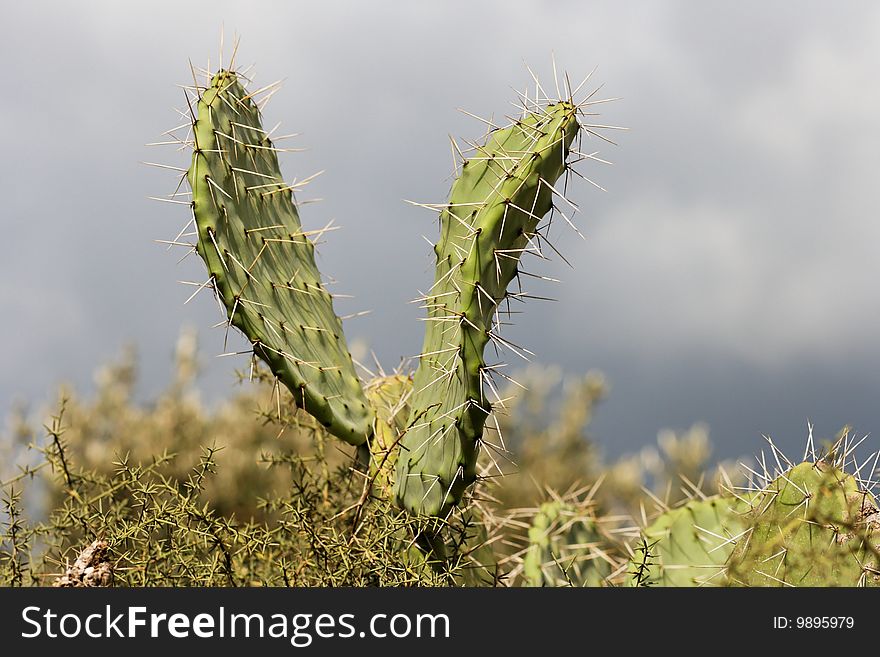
[628,494,751,587]
[726,461,880,587]
[362,373,413,494]
[393,102,582,517]
[186,70,374,446]
[522,499,613,587]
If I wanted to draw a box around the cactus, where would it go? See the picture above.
[393,102,582,517]
[522,499,613,587]
[628,445,880,587]
[726,460,880,586]
[187,70,374,446]
[163,59,604,521]
[628,494,751,587]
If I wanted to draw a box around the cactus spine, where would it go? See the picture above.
[393,102,582,517]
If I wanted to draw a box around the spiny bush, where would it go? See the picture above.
[0,396,499,587]
[0,340,606,587]
[2,340,875,586]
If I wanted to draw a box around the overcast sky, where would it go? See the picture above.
[3,1,879,463]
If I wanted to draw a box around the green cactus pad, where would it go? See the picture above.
[629,495,751,587]
[523,500,613,587]
[394,102,581,517]
[187,70,373,445]
[726,461,880,587]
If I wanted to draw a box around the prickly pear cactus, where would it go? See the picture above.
[187,70,374,446]
[726,461,880,587]
[522,500,613,587]
[167,62,605,522]
[629,495,751,587]
[394,102,581,517]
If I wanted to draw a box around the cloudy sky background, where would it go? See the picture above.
[3,1,879,463]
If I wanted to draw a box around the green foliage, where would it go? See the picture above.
[0,342,644,588]
[188,70,373,446]
[491,367,605,510]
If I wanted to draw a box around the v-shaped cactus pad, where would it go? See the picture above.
[188,70,373,445]
[394,102,580,516]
